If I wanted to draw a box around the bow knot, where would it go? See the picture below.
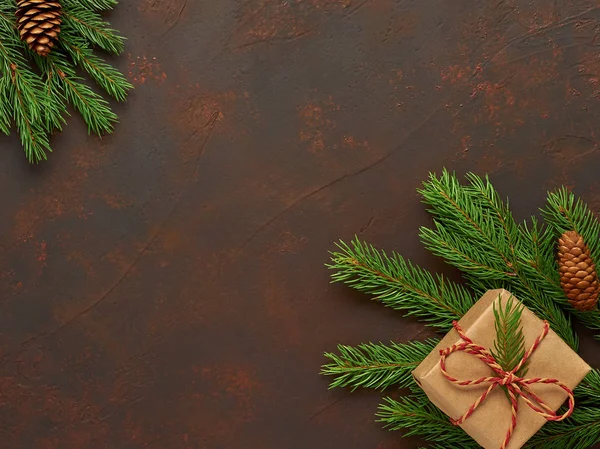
[440,320,575,449]
[499,372,518,386]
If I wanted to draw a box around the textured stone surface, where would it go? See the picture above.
[2,1,600,447]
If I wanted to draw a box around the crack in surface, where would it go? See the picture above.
[235,103,443,253]
[161,0,188,37]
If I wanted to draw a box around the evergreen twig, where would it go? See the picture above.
[0,0,130,162]
[377,396,479,447]
[321,339,439,391]
[62,0,118,11]
[328,238,475,330]
[419,170,577,349]
[575,369,600,407]
[62,5,124,55]
[491,295,526,374]
[526,407,600,449]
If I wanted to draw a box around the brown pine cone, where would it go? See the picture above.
[558,230,599,311]
[15,0,62,57]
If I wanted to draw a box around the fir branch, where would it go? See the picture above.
[525,407,600,449]
[514,218,562,299]
[42,69,67,133]
[419,170,518,281]
[419,225,516,280]
[62,0,118,11]
[377,396,479,447]
[0,75,12,135]
[575,369,600,407]
[61,34,132,101]
[419,171,578,349]
[29,53,67,134]
[328,238,475,330]
[62,5,125,55]
[0,0,129,161]
[491,294,526,373]
[0,2,14,14]
[0,17,51,161]
[46,52,118,135]
[321,339,439,391]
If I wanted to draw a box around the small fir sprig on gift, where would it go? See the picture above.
[322,170,600,448]
[0,0,132,162]
[491,295,527,375]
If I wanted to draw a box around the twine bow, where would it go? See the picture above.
[439,320,575,449]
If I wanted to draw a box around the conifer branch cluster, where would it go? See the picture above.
[322,170,600,448]
[0,0,131,162]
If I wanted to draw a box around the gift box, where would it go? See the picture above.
[412,289,591,449]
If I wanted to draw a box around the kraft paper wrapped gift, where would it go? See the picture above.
[412,289,591,449]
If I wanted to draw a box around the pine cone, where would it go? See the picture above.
[16,0,62,57]
[558,230,600,311]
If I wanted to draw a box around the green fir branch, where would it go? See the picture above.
[419,170,577,349]
[575,370,600,407]
[525,407,600,449]
[62,0,118,11]
[0,16,51,161]
[321,339,439,391]
[328,238,475,330]
[418,170,518,281]
[61,34,132,101]
[44,52,117,135]
[0,74,12,134]
[377,396,479,447]
[62,5,125,55]
[491,294,526,373]
[0,0,129,161]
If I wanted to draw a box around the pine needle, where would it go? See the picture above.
[377,395,479,447]
[321,339,439,391]
[574,370,600,407]
[328,237,475,330]
[526,407,600,449]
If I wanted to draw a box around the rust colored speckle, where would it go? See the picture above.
[470,81,516,119]
[441,64,477,84]
[99,193,134,210]
[225,0,357,50]
[127,55,167,86]
[273,231,309,254]
[577,51,600,99]
[388,69,403,87]
[36,240,48,273]
[5,2,600,448]
[342,135,370,152]
[298,96,340,153]
[201,364,263,422]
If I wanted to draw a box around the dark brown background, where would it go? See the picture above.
[2,0,600,447]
